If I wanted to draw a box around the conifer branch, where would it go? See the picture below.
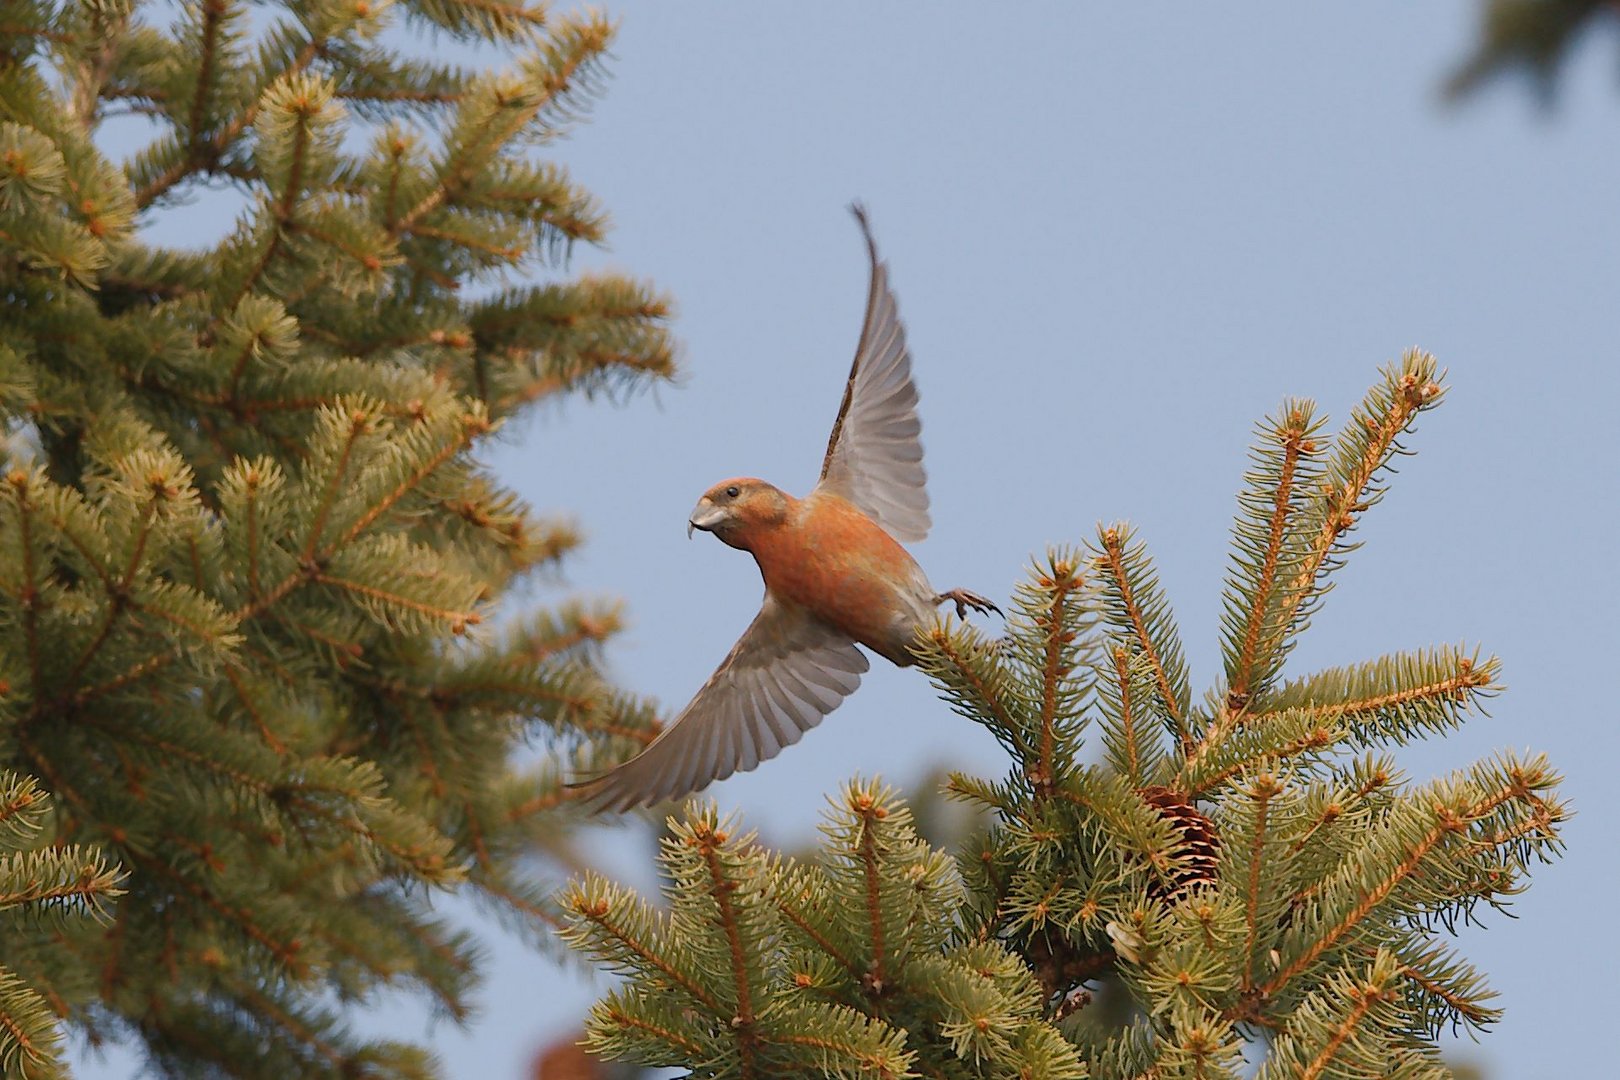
[64,492,162,687]
[854,794,888,994]
[301,414,367,560]
[0,989,52,1079]
[134,39,324,209]
[600,1004,705,1057]
[1095,525,1189,749]
[81,720,257,794]
[1268,364,1445,699]
[1239,774,1281,992]
[493,348,677,411]
[1036,560,1082,795]
[1469,798,1559,855]
[62,647,176,708]
[561,885,723,1013]
[919,626,1032,759]
[0,789,39,829]
[391,15,611,235]
[1288,796,1347,856]
[1404,975,1493,1032]
[694,819,761,1076]
[1260,772,1528,996]
[1050,770,1182,884]
[242,472,264,599]
[465,0,546,30]
[333,411,489,548]
[1255,951,1429,1080]
[350,668,650,743]
[219,973,349,1070]
[468,280,670,342]
[1296,982,1391,1080]
[223,664,286,753]
[234,565,312,624]
[1287,668,1482,725]
[186,531,207,589]
[472,873,565,932]
[47,504,118,596]
[9,738,84,826]
[1182,716,1334,796]
[1248,648,1499,741]
[68,5,131,128]
[79,715,453,881]
[130,850,307,974]
[277,104,311,218]
[391,123,511,236]
[294,220,387,274]
[770,1030,908,1076]
[186,0,226,151]
[1230,411,1311,711]
[312,572,481,629]
[403,222,522,261]
[500,613,615,664]
[0,854,119,910]
[776,894,861,980]
[218,104,310,317]
[1351,760,1395,800]
[1109,645,1144,778]
[1374,943,1500,1032]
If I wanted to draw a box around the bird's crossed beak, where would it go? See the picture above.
[688,498,728,539]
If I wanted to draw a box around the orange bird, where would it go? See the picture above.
[575,206,998,812]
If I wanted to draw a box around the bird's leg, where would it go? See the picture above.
[935,588,1002,619]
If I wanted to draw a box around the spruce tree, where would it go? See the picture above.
[561,355,1568,1079]
[0,1,672,1075]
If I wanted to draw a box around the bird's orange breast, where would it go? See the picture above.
[745,493,928,661]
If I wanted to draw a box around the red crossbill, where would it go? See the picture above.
[574,206,997,812]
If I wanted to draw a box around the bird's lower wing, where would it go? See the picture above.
[572,593,870,813]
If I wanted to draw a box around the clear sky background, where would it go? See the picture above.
[75,3,1618,1078]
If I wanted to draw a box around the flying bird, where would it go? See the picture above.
[573,205,998,812]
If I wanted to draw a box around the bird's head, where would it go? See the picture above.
[688,478,790,549]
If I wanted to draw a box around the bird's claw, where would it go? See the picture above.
[939,589,1001,619]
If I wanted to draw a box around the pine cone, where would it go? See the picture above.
[1138,785,1221,900]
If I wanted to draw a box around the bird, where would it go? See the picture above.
[572,205,999,813]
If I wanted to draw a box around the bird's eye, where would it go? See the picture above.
[725,485,740,498]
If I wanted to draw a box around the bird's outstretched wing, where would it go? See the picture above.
[573,593,870,812]
[815,204,931,543]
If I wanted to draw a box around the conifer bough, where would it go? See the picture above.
[1,1,673,1076]
[562,354,1568,1079]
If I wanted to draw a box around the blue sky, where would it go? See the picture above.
[76,3,1618,1077]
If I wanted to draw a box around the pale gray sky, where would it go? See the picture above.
[77,3,1617,1078]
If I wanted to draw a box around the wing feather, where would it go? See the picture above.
[573,594,869,812]
[815,204,932,542]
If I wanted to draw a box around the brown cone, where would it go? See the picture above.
[1138,785,1221,901]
